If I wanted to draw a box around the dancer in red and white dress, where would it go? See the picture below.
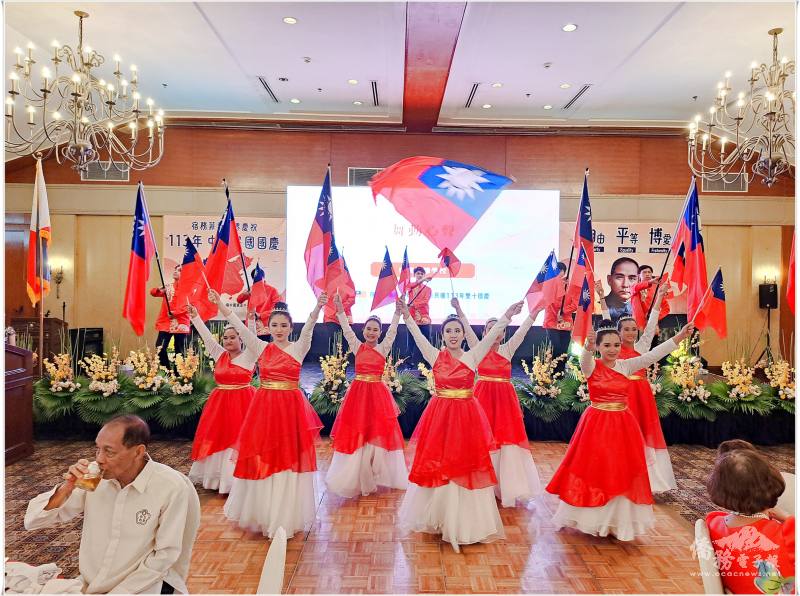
[453,297,544,507]
[325,294,407,497]
[614,284,677,493]
[187,305,256,493]
[545,320,693,540]
[210,289,326,538]
[397,297,524,552]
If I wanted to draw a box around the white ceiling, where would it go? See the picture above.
[3,1,796,130]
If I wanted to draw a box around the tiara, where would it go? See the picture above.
[271,303,290,313]
[444,313,461,322]
[596,324,618,333]
[617,315,636,325]
[365,315,382,325]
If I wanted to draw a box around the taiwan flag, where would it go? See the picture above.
[680,180,708,322]
[696,268,727,338]
[325,239,356,305]
[566,245,593,310]
[571,275,594,345]
[438,247,461,277]
[370,156,513,251]
[238,263,280,320]
[173,237,216,320]
[305,169,334,297]
[526,250,561,314]
[205,198,244,296]
[572,171,594,272]
[26,159,51,307]
[398,246,411,295]
[123,184,156,336]
[671,241,686,289]
[371,247,399,311]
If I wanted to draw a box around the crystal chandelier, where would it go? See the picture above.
[5,10,165,172]
[687,28,794,187]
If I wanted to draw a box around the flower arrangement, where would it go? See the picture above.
[668,356,710,403]
[167,347,200,395]
[125,347,166,392]
[647,362,663,395]
[417,362,435,393]
[80,348,121,396]
[568,360,590,403]
[520,344,566,398]
[382,354,407,394]
[762,359,795,401]
[318,339,350,404]
[43,353,81,393]
[721,358,762,400]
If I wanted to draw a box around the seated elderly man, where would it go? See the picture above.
[25,415,200,594]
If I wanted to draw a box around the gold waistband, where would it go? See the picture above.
[354,374,383,383]
[436,388,473,399]
[628,375,643,381]
[215,383,252,390]
[591,402,627,411]
[477,375,511,383]
[259,380,299,391]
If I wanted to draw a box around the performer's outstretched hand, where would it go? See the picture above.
[396,297,410,318]
[208,289,221,304]
[656,283,669,300]
[586,327,597,352]
[186,304,198,319]
[594,280,604,298]
[316,291,328,308]
[673,322,695,343]
[333,293,344,314]
[503,300,524,320]
[450,296,460,309]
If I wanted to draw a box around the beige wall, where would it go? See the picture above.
[5,183,794,362]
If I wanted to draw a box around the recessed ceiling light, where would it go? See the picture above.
[482,104,492,109]
[560,83,571,89]
[348,79,358,85]
[353,100,363,106]
[491,82,502,88]
[290,98,301,104]
[283,16,297,24]
[543,104,553,110]
[562,23,578,32]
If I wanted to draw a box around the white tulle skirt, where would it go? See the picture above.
[646,447,678,493]
[223,470,316,539]
[551,495,655,541]
[490,445,543,508]
[325,444,409,498]
[188,448,237,494]
[398,481,505,552]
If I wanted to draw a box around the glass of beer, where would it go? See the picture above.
[74,461,103,491]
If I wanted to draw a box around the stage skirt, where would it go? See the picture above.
[626,376,676,493]
[233,386,323,480]
[646,447,678,493]
[398,481,505,553]
[325,444,408,498]
[223,471,316,538]
[551,495,655,541]
[191,385,255,461]
[330,378,405,453]
[189,448,237,494]
[474,379,530,450]
[490,445,543,507]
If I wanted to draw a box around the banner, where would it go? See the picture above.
[559,222,687,315]
[163,215,286,319]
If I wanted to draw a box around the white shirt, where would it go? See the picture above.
[404,315,511,371]
[337,311,401,357]
[224,308,318,368]
[190,314,256,369]
[24,459,199,594]
[461,314,536,362]
[579,337,679,378]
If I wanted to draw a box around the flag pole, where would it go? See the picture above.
[560,168,588,317]
[36,158,44,377]
[224,178,251,293]
[139,182,174,318]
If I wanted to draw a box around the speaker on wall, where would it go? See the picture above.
[758,283,778,309]
[69,328,104,359]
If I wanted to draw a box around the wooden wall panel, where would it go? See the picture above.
[5,214,34,320]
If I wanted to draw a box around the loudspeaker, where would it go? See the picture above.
[69,328,104,359]
[759,283,778,309]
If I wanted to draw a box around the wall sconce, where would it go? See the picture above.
[52,266,64,298]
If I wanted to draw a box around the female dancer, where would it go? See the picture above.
[452,297,543,507]
[397,296,524,552]
[186,305,256,493]
[545,320,693,540]
[614,284,677,492]
[325,294,407,497]
[209,289,326,538]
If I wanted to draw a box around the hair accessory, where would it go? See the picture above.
[444,313,461,323]
[596,324,618,334]
[272,302,290,313]
[617,316,636,326]
[365,315,382,326]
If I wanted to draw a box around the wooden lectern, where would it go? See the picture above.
[5,345,34,463]
[9,317,68,364]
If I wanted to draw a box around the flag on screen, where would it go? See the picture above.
[370,156,513,251]
[123,184,156,335]
[371,247,399,311]
[526,250,561,313]
[26,159,52,307]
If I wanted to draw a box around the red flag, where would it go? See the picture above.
[123,184,156,336]
[695,268,727,338]
[398,246,411,295]
[671,241,686,289]
[305,170,333,297]
[788,235,795,315]
[237,263,280,322]
[684,210,708,324]
[438,247,461,277]
[371,247,399,311]
[526,251,561,314]
[205,198,245,295]
[571,275,594,345]
[26,159,52,307]
[565,245,593,312]
[173,238,216,320]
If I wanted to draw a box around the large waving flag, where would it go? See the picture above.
[237,263,280,320]
[398,246,411,295]
[671,241,686,289]
[565,172,594,314]
[670,178,699,291]
[26,159,52,306]
[678,180,708,322]
[324,238,356,306]
[370,156,513,251]
[571,275,594,345]
[371,247,399,311]
[695,268,727,338]
[788,235,795,315]
[438,247,461,277]
[205,197,245,296]
[123,184,157,335]
[526,250,561,314]
[566,244,592,310]
[173,238,216,320]
[305,169,334,297]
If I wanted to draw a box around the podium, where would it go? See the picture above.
[9,317,68,363]
[5,345,34,463]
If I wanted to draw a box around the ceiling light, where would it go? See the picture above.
[353,100,363,106]
[491,82,502,88]
[560,83,571,89]
[482,104,492,109]
[283,16,297,24]
[289,98,301,104]
[562,23,578,32]
[348,79,358,85]
[543,105,553,110]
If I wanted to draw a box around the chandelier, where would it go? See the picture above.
[5,10,165,172]
[687,28,794,187]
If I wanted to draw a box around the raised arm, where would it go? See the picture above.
[452,297,479,348]
[466,301,523,366]
[377,311,402,356]
[580,328,597,378]
[334,294,361,352]
[635,284,667,353]
[291,293,326,361]
[618,322,694,376]
[596,280,610,320]
[188,307,225,361]
[500,309,541,360]
[397,297,439,365]
[209,290,267,359]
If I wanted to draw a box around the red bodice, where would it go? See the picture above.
[432,350,475,391]
[257,343,301,381]
[355,344,385,375]
[587,360,631,404]
[214,351,254,385]
[477,350,511,379]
